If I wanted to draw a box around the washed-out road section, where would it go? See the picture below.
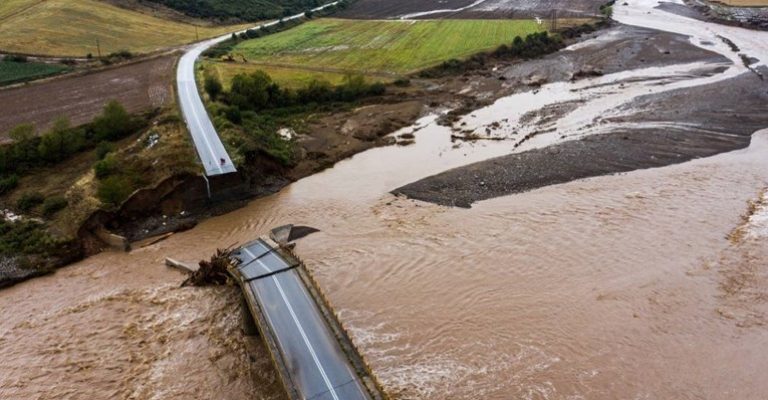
[231,239,372,400]
[176,2,339,176]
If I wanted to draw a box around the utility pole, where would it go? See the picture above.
[551,9,558,31]
[195,26,199,41]
[96,38,101,58]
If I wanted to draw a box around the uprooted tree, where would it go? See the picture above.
[182,248,236,286]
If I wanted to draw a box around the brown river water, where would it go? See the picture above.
[2,0,768,398]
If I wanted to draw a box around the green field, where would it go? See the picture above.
[226,18,545,81]
[0,60,69,85]
[0,0,249,56]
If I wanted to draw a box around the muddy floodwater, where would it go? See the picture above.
[2,0,768,399]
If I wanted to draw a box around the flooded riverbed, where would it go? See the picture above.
[2,0,768,399]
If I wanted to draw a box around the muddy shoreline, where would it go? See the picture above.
[394,20,768,208]
[395,72,766,207]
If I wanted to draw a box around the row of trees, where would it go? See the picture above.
[0,101,144,197]
[420,31,565,78]
[0,101,139,174]
[205,71,385,116]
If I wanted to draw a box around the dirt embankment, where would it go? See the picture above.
[78,100,426,247]
[0,54,176,138]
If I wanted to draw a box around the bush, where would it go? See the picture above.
[0,218,56,256]
[92,100,133,141]
[93,154,118,179]
[6,54,27,63]
[107,50,133,59]
[97,175,134,206]
[38,117,75,163]
[393,78,411,87]
[16,192,44,213]
[204,74,223,100]
[0,175,19,195]
[42,196,68,217]
[95,142,114,160]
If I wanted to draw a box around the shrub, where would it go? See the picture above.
[0,175,19,195]
[393,78,411,87]
[42,196,68,217]
[204,74,223,100]
[6,54,27,63]
[93,154,118,179]
[108,50,133,59]
[0,218,56,256]
[16,192,44,213]
[97,175,134,206]
[95,142,114,160]
[37,117,71,163]
[92,100,132,141]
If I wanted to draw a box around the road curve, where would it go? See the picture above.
[176,2,340,176]
[232,239,372,400]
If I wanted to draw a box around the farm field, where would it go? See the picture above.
[0,55,176,137]
[0,60,69,86]
[0,0,249,57]
[229,18,545,80]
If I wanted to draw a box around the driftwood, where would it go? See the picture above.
[181,248,236,287]
[165,257,197,273]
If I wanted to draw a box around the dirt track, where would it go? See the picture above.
[0,54,177,138]
[338,0,604,19]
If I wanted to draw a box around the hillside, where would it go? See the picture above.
[144,0,326,22]
[0,0,248,57]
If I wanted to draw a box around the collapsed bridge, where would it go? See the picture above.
[229,238,385,400]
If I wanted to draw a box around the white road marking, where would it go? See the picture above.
[242,247,342,400]
[177,1,340,175]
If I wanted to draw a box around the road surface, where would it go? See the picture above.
[232,239,372,400]
[176,2,340,176]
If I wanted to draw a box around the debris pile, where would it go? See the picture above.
[181,248,235,287]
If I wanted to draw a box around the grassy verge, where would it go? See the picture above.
[0,0,249,56]
[201,60,376,88]
[0,59,70,86]
[206,18,545,86]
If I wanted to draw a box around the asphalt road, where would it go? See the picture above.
[176,2,340,176]
[233,239,371,400]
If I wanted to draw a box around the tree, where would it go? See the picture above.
[97,175,133,206]
[8,123,37,163]
[37,117,70,163]
[229,71,273,110]
[204,74,223,100]
[92,100,132,141]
